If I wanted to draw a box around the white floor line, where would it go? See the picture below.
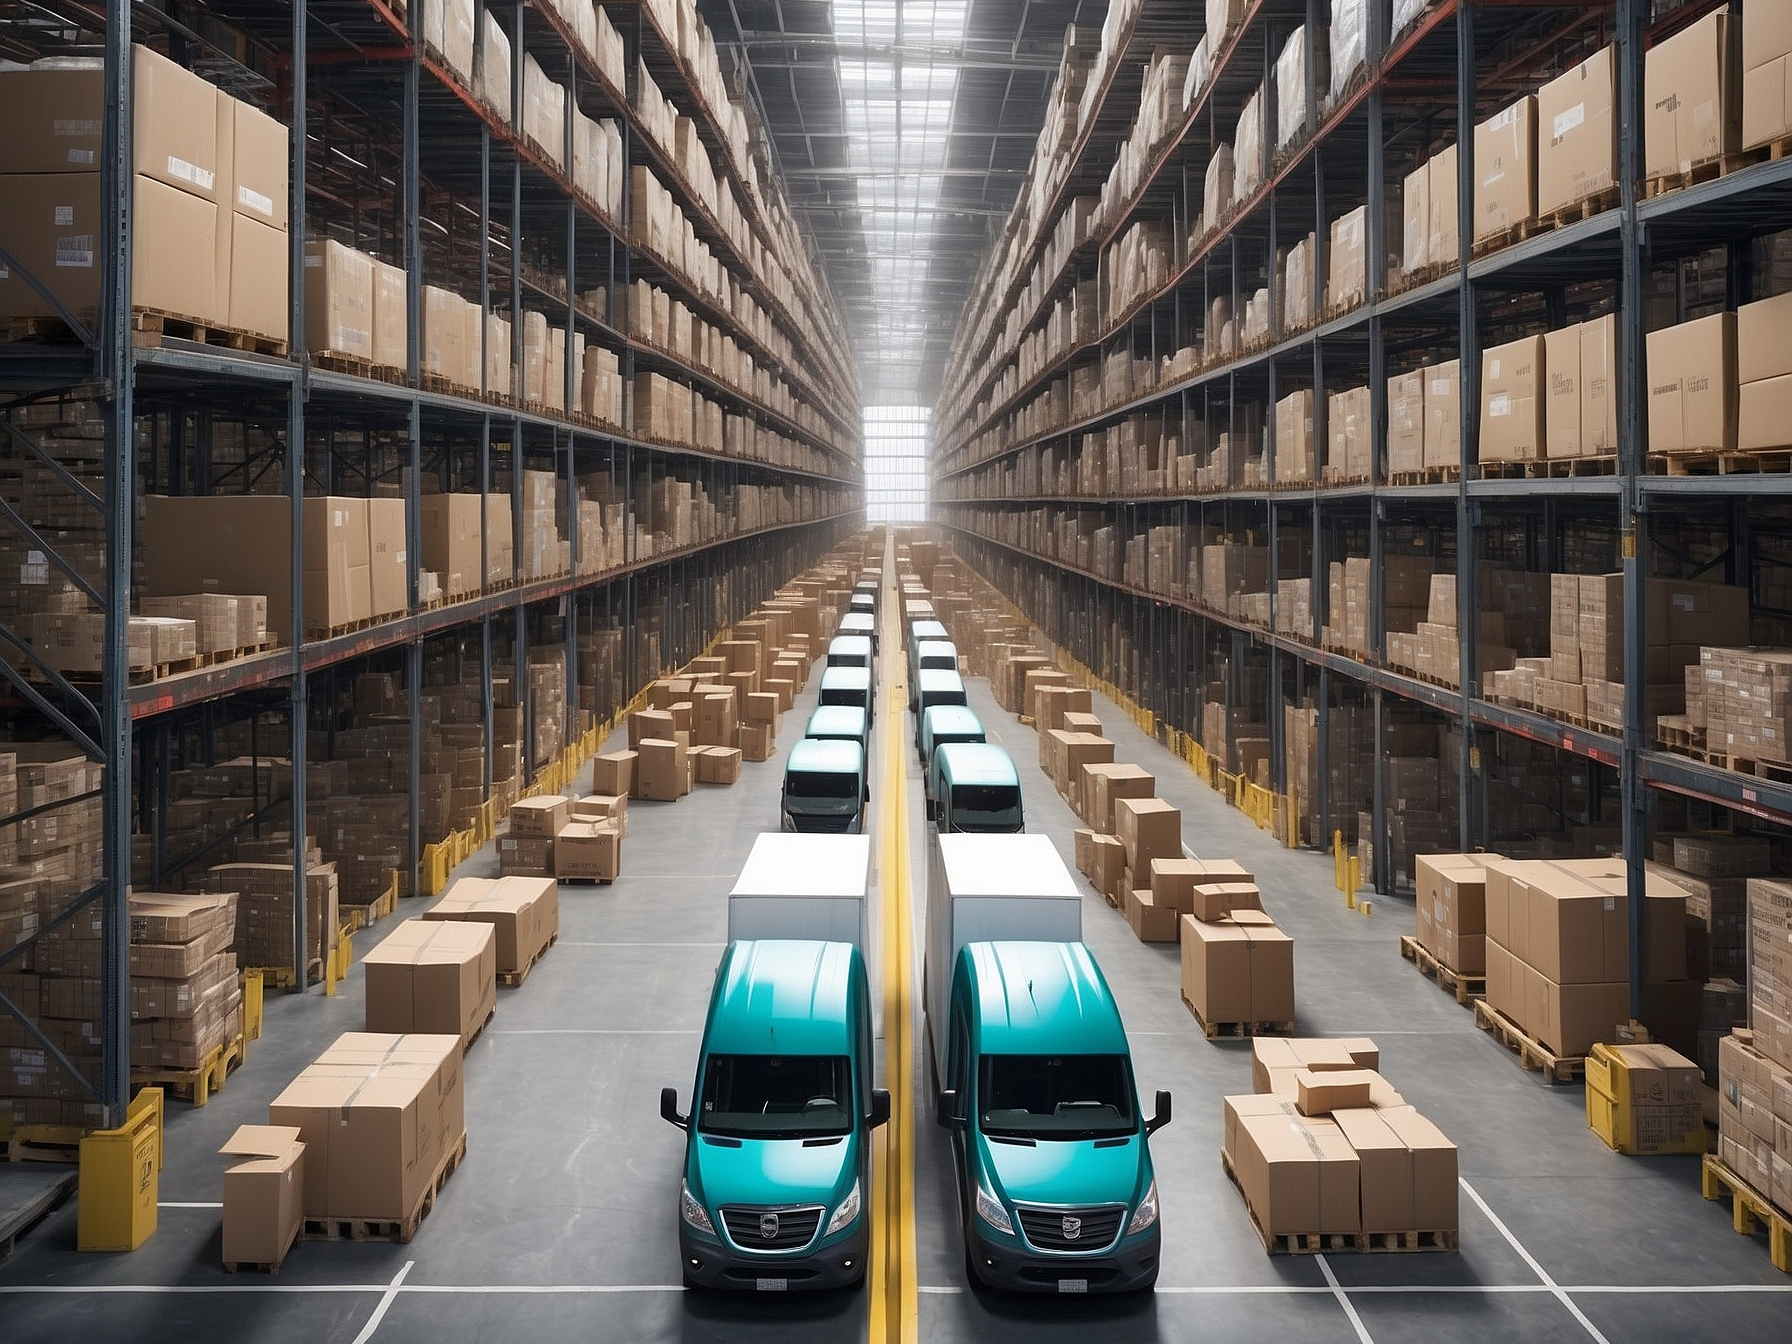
[1460,1178,1612,1344]
[552,942,724,948]
[157,1202,223,1209]
[1317,1255,1376,1344]
[349,1260,413,1344]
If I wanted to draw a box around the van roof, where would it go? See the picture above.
[733,833,871,897]
[915,640,957,660]
[788,737,863,773]
[806,704,868,737]
[820,665,872,690]
[839,613,875,632]
[917,667,966,693]
[959,941,1126,1055]
[909,620,949,641]
[828,635,873,654]
[935,742,1018,787]
[708,940,858,1053]
[922,704,983,737]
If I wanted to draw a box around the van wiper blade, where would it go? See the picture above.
[802,1136,845,1147]
[701,1135,743,1148]
[986,1134,1037,1147]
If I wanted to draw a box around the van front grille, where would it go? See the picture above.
[719,1205,823,1251]
[1014,1204,1126,1253]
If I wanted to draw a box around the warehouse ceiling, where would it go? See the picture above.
[700,0,1102,408]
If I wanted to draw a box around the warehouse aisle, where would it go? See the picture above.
[0,659,872,1344]
[904,673,1792,1342]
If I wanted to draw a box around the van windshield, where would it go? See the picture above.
[699,1054,853,1138]
[948,786,1022,832]
[787,770,860,800]
[978,1054,1136,1140]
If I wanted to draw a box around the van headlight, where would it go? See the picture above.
[825,1178,862,1235]
[975,1181,1013,1234]
[680,1180,714,1234]
[1127,1178,1159,1234]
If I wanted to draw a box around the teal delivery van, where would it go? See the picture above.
[662,939,889,1291]
[781,737,866,833]
[920,704,985,789]
[930,743,1024,833]
[804,704,870,754]
[938,940,1169,1294]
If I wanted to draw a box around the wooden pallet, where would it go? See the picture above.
[1387,259,1457,297]
[1222,1150,1458,1255]
[463,1007,496,1054]
[301,1131,466,1245]
[131,1032,246,1108]
[1471,217,1543,259]
[1701,753,1792,783]
[1760,135,1792,163]
[497,931,558,988]
[1702,1153,1792,1273]
[252,958,326,990]
[130,307,288,356]
[1541,186,1622,231]
[1399,934,1485,1005]
[1473,998,1583,1084]
[1655,717,1704,754]
[1387,467,1457,487]
[313,353,407,386]
[1650,448,1792,476]
[0,1124,86,1164]
[1643,153,1746,200]
[1183,994,1293,1040]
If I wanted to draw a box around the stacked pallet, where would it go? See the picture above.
[1224,1038,1459,1254]
[126,892,245,1084]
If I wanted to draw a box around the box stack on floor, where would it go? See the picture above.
[1176,871,1293,1033]
[1224,1037,1458,1252]
[1480,857,1701,1063]
[1714,872,1792,1214]
[126,891,244,1076]
[362,918,497,1052]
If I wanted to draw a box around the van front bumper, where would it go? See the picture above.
[966,1223,1159,1294]
[680,1222,868,1292]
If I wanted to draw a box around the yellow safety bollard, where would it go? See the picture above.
[240,968,265,1043]
[78,1088,163,1252]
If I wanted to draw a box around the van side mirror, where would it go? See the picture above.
[868,1089,891,1130]
[1146,1090,1172,1136]
[660,1086,688,1131]
[936,1089,963,1129]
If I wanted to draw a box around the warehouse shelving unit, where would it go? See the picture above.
[0,0,862,1124]
[932,0,1792,1020]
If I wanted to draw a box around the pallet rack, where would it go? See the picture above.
[0,0,863,1125]
[931,0,1792,1026]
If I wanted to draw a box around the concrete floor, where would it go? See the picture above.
[2,622,1791,1342]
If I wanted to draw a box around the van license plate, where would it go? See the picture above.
[755,1278,788,1292]
[1057,1279,1088,1294]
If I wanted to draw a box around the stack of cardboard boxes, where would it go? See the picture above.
[1412,853,1499,979]
[425,874,559,985]
[0,46,289,341]
[1715,868,1792,1210]
[201,861,340,976]
[363,918,498,1052]
[1482,857,1699,1059]
[1225,1038,1458,1247]
[1178,875,1293,1030]
[126,891,244,1072]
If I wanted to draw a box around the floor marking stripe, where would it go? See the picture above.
[349,1260,413,1344]
[485,1029,700,1035]
[552,942,725,948]
[1317,1255,1376,1344]
[157,1202,224,1209]
[1461,1178,1613,1343]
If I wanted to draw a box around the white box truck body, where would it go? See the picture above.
[728,832,873,950]
[924,832,1082,1080]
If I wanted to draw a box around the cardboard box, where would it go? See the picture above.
[1428,144,1459,264]
[1115,797,1181,873]
[1738,290,1792,451]
[424,874,557,976]
[1179,912,1295,1027]
[1536,45,1616,215]
[1232,1110,1361,1235]
[1474,95,1537,242]
[695,746,743,785]
[1125,888,1180,944]
[1743,1,1792,149]
[0,171,216,322]
[371,259,407,369]
[1332,1106,1459,1233]
[1413,852,1499,975]
[1421,359,1461,471]
[636,738,687,802]
[1250,1037,1381,1095]
[268,1032,463,1221]
[1388,370,1425,473]
[226,213,287,340]
[366,497,408,618]
[1646,311,1736,454]
[420,494,481,598]
[1402,158,1429,270]
[1295,1068,1375,1117]
[1646,12,1740,176]
[1480,333,1545,462]
[362,919,497,1049]
[592,751,636,797]
[508,795,571,838]
[219,1125,305,1269]
[303,239,374,360]
[554,820,621,880]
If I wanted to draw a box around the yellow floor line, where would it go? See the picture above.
[870,546,918,1343]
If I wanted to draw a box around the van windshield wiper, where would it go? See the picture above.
[985,1133,1037,1146]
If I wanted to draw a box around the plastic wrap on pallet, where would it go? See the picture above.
[1392,0,1428,39]
[476,11,511,122]
[1276,27,1310,152]
[1183,33,1212,112]
[1330,0,1368,103]
[522,53,566,170]
[1234,85,1265,204]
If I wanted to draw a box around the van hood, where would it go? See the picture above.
[978,1132,1146,1209]
[691,1134,856,1211]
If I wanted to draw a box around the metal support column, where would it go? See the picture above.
[1454,0,1479,853]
